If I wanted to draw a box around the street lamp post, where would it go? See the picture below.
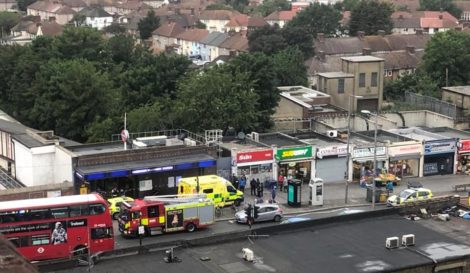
[345,95,363,204]
[361,110,379,209]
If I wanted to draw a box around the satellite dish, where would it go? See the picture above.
[237,132,246,140]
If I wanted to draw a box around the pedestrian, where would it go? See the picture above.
[278,174,284,192]
[271,185,277,203]
[250,178,256,196]
[282,176,288,192]
[386,181,394,196]
[256,178,261,197]
[239,176,246,193]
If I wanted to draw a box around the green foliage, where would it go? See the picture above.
[175,66,258,132]
[272,47,308,86]
[103,23,126,34]
[53,27,106,61]
[254,0,290,17]
[336,0,360,11]
[85,117,121,143]
[287,3,342,37]
[17,0,36,11]
[0,11,21,37]
[281,25,313,58]
[28,59,117,142]
[419,0,462,18]
[138,10,160,40]
[205,3,233,10]
[383,72,439,101]
[348,0,394,36]
[127,98,176,132]
[224,0,249,13]
[421,30,470,87]
[248,24,287,55]
[106,34,135,65]
[72,14,86,27]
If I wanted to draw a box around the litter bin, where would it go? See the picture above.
[366,185,383,203]
[287,179,302,207]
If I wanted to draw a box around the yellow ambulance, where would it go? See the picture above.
[177,175,244,207]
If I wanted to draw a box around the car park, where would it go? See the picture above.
[235,203,283,224]
[107,196,134,220]
[387,188,433,207]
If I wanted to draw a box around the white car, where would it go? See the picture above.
[235,203,283,224]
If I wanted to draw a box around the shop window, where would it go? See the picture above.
[148,206,159,218]
[32,234,50,246]
[91,227,112,239]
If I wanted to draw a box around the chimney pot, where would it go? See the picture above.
[362,47,372,56]
[438,14,443,19]
[318,50,325,62]
[357,31,365,39]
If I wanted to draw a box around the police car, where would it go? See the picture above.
[107,196,134,220]
[387,188,433,207]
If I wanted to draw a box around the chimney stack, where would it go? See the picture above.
[362,47,372,56]
[317,33,325,42]
[317,50,326,62]
[357,31,365,40]
[406,45,415,54]
[377,30,385,37]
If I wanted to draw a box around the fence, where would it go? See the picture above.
[404,91,457,118]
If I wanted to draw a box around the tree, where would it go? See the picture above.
[287,3,342,38]
[53,27,106,62]
[175,66,259,132]
[419,0,462,19]
[348,0,394,36]
[205,3,233,10]
[248,24,287,55]
[334,0,360,11]
[138,10,160,40]
[0,11,21,37]
[103,23,126,34]
[254,0,290,17]
[384,72,439,101]
[106,34,135,65]
[281,25,313,58]
[28,59,117,142]
[17,0,36,11]
[224,0,249,13]
[421,30,470,87]
[127,98,176,132]
[0,45,30,112]
[71,14,86,27]
[272,47,308,86]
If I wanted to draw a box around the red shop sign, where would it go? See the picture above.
[459,139,470,153]
[236,150,273,163]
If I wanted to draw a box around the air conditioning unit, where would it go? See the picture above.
[242,248,254,262]
[402,234,415,246]
[326,130,338,138]
[386,237,399,249]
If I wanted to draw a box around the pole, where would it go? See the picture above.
[371,112,378,209]
[345,96,352,204]
[124,112,127,151]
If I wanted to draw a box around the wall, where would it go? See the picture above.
[54,146,73,185]
[0,182,73,201]
[383,111,455,128]
[13,141,34,186]
[442,90,464,108]
[273,97,304,120]
[31,145,55,186]
[320,76,354,111]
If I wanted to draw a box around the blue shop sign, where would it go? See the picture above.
[424,140,456,155]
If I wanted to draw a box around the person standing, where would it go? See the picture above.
[239,175,246,193]
[256,178,261,197]
[271,185,277,203]
[278,174,284,192]
[250,178,256,196]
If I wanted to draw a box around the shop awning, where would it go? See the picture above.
[389,153,421,161]
[75,154,216,181]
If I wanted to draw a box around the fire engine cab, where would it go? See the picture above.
[118,194,215,237]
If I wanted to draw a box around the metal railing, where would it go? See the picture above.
[111,129,207,145]
[404,91,457,118]
[0,168,25,189]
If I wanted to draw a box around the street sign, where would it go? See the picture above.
[121,129,129,143]
[138,225,145,235]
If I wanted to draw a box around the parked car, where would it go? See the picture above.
[107,196,134,220]
[387,188,433,207]
[235,203,283,224]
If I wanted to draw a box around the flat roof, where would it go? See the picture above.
[288,131,346,147]
[387,127,449,141]
[258,132,306,147]
[355,130,414,143]
[317,71,354,78]
[422,127,470,140]
[341,55,385,62]
[219,137,269,151]
[442,86,470,96]
[278,86,330,109]
[67,142,131,156]
[0,194,100,211]
[62,215,470,273]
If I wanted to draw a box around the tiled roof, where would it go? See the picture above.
[423,11,458,22]
[159,14,198,28]
[27,1,62,12]
[62,0,88,7]
[391,11,413,19]
[219,33,248,51]
[56,6,76,14]
[152,21,185,37]
[78,7,111,17]
[248,16,267,27]
[225,14,248,27]
[200,31,229,46]
[199,9,239,20]
[264,10,297,21]
[40,21,64,36]
[117,1,151,10]
[393,17,420,28]
[176,28,209,42]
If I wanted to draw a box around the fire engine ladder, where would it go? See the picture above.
[143,194,209,204]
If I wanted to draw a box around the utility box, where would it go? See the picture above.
[309,178,324,206]
[287,179,302,207]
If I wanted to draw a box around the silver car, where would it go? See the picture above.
[235,203,283,224]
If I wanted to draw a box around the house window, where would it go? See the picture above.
[323,78,327,92]
[359,73,366,87]
[371,72,378,87]
[338,79,344,93]
[388,71,393,77]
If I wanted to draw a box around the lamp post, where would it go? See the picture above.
[345,95,363,204]
[361,110,378,209]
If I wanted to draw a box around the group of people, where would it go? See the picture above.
[232,174,281,202]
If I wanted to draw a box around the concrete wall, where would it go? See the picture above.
[320,77,354,111]
[273,97,304,120]
[54,146,73,185]
[383,111,455,128]
[14,141,34,186]
[442,90,470,110]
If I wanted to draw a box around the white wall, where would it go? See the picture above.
[31,145,56,186]
[13,140,34,187]
[54,146,73,184]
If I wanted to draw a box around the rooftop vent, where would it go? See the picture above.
[386,237,399,249]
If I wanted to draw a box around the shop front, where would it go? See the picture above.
[75,154,217,198]
[315,145,347,183]
[351,146,387,182]
[457,139,470,175]
[387,142,422,178]
[423,139,456,176]
[276,146,315,184]
[231,149,275,181]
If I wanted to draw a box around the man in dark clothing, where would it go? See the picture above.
[255,179,261,197]
[250,178,256,196]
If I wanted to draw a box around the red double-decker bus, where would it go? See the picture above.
[0,194,114,261]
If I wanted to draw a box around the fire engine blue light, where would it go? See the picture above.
[86,172,105,181]
[110,170,129,178]
[198,160,215,168]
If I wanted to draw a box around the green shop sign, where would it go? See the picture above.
[276,146,313,161]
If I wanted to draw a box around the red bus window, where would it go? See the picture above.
[89,204,106,215]
[91,228,112,239]
[8,237,19,247]
[69,205,89,217]
[51,207,69,219]
[32,234,50,246]
[30,209,52,220]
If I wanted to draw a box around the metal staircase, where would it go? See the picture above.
[0,168,25,189]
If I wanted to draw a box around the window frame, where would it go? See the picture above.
[359,73,366,87]
[337,78,345,94]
